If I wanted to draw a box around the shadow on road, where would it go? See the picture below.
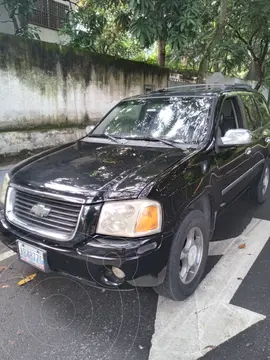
[0,260,157,360]
[212,189,270,241]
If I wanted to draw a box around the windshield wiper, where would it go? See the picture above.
[125,136,183,148]
[88,133,120,144]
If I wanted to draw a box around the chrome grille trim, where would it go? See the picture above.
[10,183,86,204]
[6,186,84,242]
[15,193,82,214]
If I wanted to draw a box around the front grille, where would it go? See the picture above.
[11,189,83,241]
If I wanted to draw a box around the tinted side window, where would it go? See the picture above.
[254,93,270,126]
[219,98,239,136]
[240,94,261,131]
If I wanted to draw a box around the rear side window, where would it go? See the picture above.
[240,94,261,131]
[254,93,270,126]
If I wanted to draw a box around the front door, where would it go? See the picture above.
[213,95,254,206]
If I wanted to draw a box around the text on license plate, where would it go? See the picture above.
[17,241,46,271]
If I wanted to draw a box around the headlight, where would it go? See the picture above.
[96,200,162,237]
[0,173,10,205]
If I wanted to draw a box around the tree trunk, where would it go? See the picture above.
[214,62,220,72]
[197,0,228,83]
[158,39,166,67]
[245,45,268,91]
[11,15,19,34]
[18,12,29,35]
[245,59,257,81]
[254,59,264,90]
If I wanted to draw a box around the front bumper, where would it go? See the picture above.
[0,209,172,289]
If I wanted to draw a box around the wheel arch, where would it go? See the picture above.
[185,193,216,239]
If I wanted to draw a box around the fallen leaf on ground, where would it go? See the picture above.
[238,243,246,249]
[0,266,8,271]
[17,273,37,286]
[17,329,24,335]
[0,284,10,289]
[204,345,216,350]
[237,277,243,281]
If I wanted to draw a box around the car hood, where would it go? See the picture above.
[11,140,193,202]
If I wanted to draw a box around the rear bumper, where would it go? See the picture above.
[0,209,172,289]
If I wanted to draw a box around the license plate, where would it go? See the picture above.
[17,241,47,272]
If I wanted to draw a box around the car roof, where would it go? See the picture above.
[124,83,256,101]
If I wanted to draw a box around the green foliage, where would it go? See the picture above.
[225,0,270,88]
[166,0,270,86]
[61,0,145,59]
[97,0,201,48]
[3,0,270,86]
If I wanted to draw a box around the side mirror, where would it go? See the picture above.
[85,125,94,134]
[217,128,252,147]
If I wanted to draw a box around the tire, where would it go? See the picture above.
[154,210,210,301]
[250,162,270,204]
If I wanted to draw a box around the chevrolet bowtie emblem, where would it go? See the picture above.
[30,204,51,218]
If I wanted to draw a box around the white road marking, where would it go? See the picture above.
[208,218,262,256]
[149,218,270,360]
[0,250,15,262]
[208,238,236,256]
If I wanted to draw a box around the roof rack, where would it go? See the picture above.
[224,83,254,91]
[152,83,253,93]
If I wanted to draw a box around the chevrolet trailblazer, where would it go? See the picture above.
[1,84,270,300]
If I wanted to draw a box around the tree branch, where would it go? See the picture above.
[62,0,79,7]
[229,23,258,60]
[11,16,19,33]
[228,24,249,46]
[261,38,269,62]
[249,25,262,46]
[197,0,228,83]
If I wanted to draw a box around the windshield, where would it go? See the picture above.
[92,96,213,144]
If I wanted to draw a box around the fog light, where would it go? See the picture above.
[112,266,125,279]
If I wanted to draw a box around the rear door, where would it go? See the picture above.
[253,91,270,157]
[238,92,267,181]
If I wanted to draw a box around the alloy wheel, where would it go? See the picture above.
[262,167,270,196]
[180,227,204,284]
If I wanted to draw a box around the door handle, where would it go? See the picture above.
[245,147,252,155]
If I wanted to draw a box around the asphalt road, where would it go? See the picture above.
[1,166,270,359]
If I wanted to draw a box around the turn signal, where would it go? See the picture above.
[135,206,159,233]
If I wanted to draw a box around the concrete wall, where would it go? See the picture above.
[0,34,168,133]
[0,34,168,155]
[30,26,70,44]
[0,128,86,155]
[0,5,14,35]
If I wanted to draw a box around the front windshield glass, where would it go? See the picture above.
[92,96,213,144]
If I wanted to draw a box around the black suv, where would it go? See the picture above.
[1,84,270,300]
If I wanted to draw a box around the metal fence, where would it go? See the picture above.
[29,0,69,30]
